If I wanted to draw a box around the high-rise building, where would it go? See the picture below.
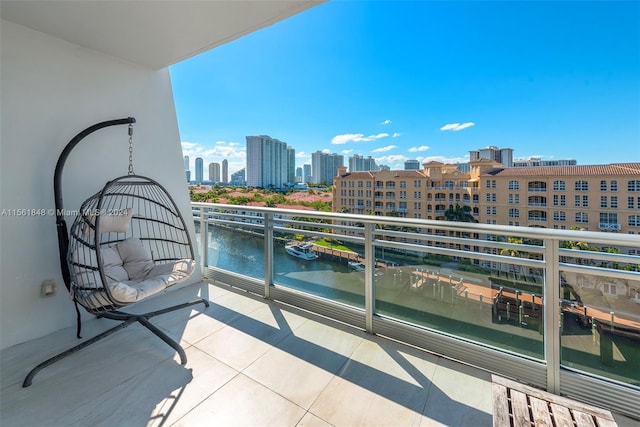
[184,155,189,171]
[246,135,292,188]
[303,164,311,183]
[230,168,246,185]
[222,159,228,184]
[296,167,303,183]
[209,162,220,183]
[513,157,577,167]
[311,151,343,185]
[349,154,378,172]
[195,157,203,184]
[287,146,296,184]
[185,170,191,183]
[404,159,420,170]
[469,146,514,168]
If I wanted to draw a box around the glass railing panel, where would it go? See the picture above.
[371,230,546,360]
[194,207,266,281]
[559,259,640,387]
[273,229,364,308]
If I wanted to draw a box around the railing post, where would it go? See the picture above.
[544,237,560,394]
[200,206,208,272]
[264,213,273,299]
[364,223,374,333]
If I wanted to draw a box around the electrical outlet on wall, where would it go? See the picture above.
[41,280,57,297]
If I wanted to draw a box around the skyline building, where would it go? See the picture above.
[296,167,303,183]
[349,154,378,172]
[246,135,291,188]
[303,164,311,184]
[222,159,228,184]
[469,146,514,168]
[209,162,221,183]
[184,155,189,171]
[404,159,420,170]
[311,151,343,185]
[230,168,246,185]
[513,157,577,167]
[195,157,203,184]
[287,146,296,184]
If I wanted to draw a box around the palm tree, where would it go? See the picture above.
[444,204,477,223]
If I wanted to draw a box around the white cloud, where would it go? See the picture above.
[408,145,429,153]
[331,132,389,145]
[392,132,401,138]
[440,122,475,131]
[341,149,353,155]
[372,145,397,153]
[374,154,408,169]
[322,148,331,154]
[381,119,392,125]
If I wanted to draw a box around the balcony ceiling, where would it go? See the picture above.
[0,0,323,69]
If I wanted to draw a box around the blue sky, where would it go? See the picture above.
[171,1,640,176]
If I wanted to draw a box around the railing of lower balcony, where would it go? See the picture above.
[191,202,640,419]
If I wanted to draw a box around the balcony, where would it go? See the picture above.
[1,281,495,426]
[190,203,640,421]
[599,223,622,231]
[3,204,639,425]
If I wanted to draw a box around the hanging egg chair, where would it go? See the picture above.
[23,117,208,387]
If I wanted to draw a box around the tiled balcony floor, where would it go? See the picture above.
[1,281,636,427]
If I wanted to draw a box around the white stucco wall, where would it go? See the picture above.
[0,20,201,350]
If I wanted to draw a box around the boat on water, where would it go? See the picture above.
[285,243,318,261]
[348,260,383,276]
[348,261,366,272]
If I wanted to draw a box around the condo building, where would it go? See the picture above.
[311,151,343,185]
[333,161,640,236]
[208,162,220,183]
[246,135,292,188]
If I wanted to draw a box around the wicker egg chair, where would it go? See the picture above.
[23,117,208,387]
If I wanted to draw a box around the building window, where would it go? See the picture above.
[575,212,589,223]
[414,180,421,187]
[600,212,618,225]
[629,215,640,227]
[414,191,422,198]
[600,196,607,208]
[600,180,607,191]
[366,181,372,188]
[508,208,519,218]
[508,180,519,190]
[553,180,566,191]
[583,195,589,207]
[357,181,363,187]
[611,196,618,208]
[553,195,559,206]
[400,181,406,188]
[414,202,421,210]
[575,180,589,191]
[574,195,581,207]
[553,211,566,221]
[629,180,640,192]
[611,180,618,191]
[629,197,635,209]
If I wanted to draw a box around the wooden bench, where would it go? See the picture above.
[492,375,617,427]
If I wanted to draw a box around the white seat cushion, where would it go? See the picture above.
[116,237,154,280]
